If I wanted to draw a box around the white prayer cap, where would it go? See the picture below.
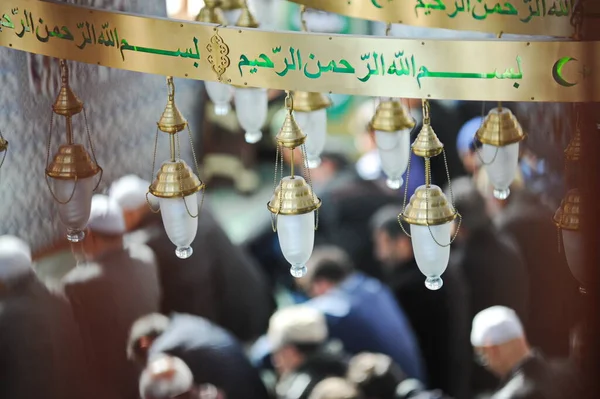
[268,305,328,350]
[88,194,127,235]
[110,174,152,211]
[140,354,193,399]
[0,235,32,281]
[471,306,525,347]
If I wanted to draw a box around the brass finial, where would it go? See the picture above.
[236,1,259,28]
[476,107,525,147]
[158,77,187,134]
[370,100,415,132]
[291,92,332,113]
[267,176,321,215]
[554,188,580,231]
[52,60,83,117]
[276,93,307,149]
[196,0,227,24]
[400,185,457,226]
[412,100,443,158]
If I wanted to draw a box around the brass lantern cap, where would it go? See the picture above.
[196,6,227,24]
[267,176,322,215]
[52,85,84,117]
[291,92,332,113]
[412,123,443,158]
[476,107,525,147]
[565,129,581,162]
[150,160,204,199]
[236,6,259,28]
[554,188,580,231]
[400,184,457,226]
[220,0,245,10]
[370,100,415,132]
[46,144,100,179]
[158,99,187,134]
[276,111,307,149]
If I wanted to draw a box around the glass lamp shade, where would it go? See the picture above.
[158,193,199,259]
[52,176,96,242]
[481,142,519,200]
[276,212,315,278]
[375,129,411,190]
[562,230,586,288]
[224,9,242,24]
[411,222,452,290]
[205,81,233,116]
[234,87,268,144]
[294,109,328,168]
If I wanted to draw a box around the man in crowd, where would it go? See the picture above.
[268,306,348,399]
[371,206,470,399]
[110,174,274,343]
[128,312,269,399]
[139,354,195,399]
[471,306,583,399]
[62,194,161,399]
[0,235,91,399]
[298,246,425,382]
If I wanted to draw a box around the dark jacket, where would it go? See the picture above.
[307,272,425,383]
[495,191,580,357]
[0,274,92,399]
[62,244,161,399]
[275,350,348,399]
[387,259,471,399]
[149,313,269,399]
[130,209,274,342]
[451,225,529,395]
[491,353,583,399]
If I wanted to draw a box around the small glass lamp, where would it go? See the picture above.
[370,99,416,189]
[476,104,525,200]
[292,92,332,168]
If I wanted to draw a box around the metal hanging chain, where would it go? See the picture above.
[44,112,79,205]
[301,144,319,230]
[271,141,281,232]
[397,151,413,238]
[176,131,199,219]
[385,23,392,36]
[82,108,103,191]
[473,101,500,166]
[299,5,308,32]
[146,127,161,213]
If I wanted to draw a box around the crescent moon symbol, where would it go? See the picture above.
[371,0,384,8]
[552,57,578,87]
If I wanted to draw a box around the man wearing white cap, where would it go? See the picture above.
[62,194,160,399]
[268,306,348,399]
[0,235,92,399]
[471,306,581,399]
[109,174,274,343]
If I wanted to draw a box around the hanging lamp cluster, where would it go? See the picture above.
[45,59,102,243]
[399,99,460,290]
[370,99,415,189]
[268,91,321,278]
[554,113,584,292]
[148,77,206,259]
[476,103,525,200]
[290,6,333,168]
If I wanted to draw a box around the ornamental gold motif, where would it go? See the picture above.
[206,30,231,82]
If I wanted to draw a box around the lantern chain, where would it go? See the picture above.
[473,101,500,165]
[176,131,199,219]
[44,113,79,205]
[187,124,206,218]
[398,148,412,238]
[82,108,103,191]
[301,144,319,230]
[271,142,281,232]
[146,127,161,213]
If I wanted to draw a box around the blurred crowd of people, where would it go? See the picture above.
[0,100,586,399]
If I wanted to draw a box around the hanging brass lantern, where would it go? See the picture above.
[399,99,459,291]
[268,92,321,278]
[148,77,206,259]
[45,60,102,243]
[292,92,332,168]
[220,0,245,10]
[476,104,525,200]
[196,0,227,24]
[554,189,584,291]
[565,127,581,162]
[370,99,415,189]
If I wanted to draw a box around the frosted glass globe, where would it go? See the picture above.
[562,230,585,288]
[234,87,268,143]
[294,109,328,168]
[52,176,95,242]
[482,142,519,200]
[375,129,411,190]
[411,222,452,290]
[277,212,315,278]
[159,193,199,259]
[223,9,242,24]
[205,81,233,116]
